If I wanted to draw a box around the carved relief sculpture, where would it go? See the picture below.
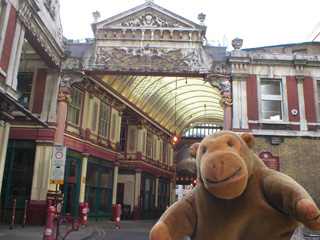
[118,12,180,28]
[95,46,205,72]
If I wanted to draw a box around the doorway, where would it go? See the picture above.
[61,150,82,217]
[1,140,35,222]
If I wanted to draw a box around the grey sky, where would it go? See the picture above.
[60,0,320,49]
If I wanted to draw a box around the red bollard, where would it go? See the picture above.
[10,199,16,230]
[82,203,90,228]
[23,200,28,228]
[115,204,121,229]
[166,206,169,210]
[43,200,56,240]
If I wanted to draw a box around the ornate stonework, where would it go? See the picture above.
[220,97,233,108]
[18,1,63,67]
[60,71,86,88]
[118,12,180,28]
[57,92,71,103]
[205,74,231,94]
[95,46,205,72]
[44,0,59,20]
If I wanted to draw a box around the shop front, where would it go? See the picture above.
[85,156,114,221]
[1,140,36,222]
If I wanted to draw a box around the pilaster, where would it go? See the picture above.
[296,76,308,131]
[111,161,120,221]
[54,90,71,144]
[40,68,61,122]
[79,153,89,203]
[6,20,25,89]
[231,72,249,129]
[30,141,54,201]
[132,169,142,220]
[0,121,10,195]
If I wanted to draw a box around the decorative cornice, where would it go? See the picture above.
[231,73,248,81]
[18,1,63,67]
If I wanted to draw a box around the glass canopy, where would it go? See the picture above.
[96,74,224,136]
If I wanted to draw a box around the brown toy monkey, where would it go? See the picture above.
[150,131,320,240]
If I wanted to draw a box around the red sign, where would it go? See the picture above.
[259,151,280,171]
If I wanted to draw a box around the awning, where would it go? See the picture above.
[0,90,49,128]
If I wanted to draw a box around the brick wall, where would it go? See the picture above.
[252,136,320,206]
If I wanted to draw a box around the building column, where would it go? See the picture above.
[132,169,142,220]
[78,153,89,217]
[220,91,233,130]
[296,76,308,131]
[6,20,25,89]
[0,1,11,59]
[169,180,173,205]
[40,69,61,123]
[111,161,119,221]
[0,121,10,195]
[54,89,71,144]
[28,141,54,225]
[154,175,159,218]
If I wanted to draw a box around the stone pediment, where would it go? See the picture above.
[94,1,205,30]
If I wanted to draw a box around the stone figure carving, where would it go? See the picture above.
[95,45,203,72]
[44,0,59,20]
[205,74,231,95]
[119,12,180,28]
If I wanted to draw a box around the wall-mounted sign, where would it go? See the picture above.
[258,151,280,171]
[50,145,67,184]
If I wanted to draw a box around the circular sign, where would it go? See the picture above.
[45,229,52,236]
[57,203,62,213]
[55,151,63,160]
[82,208,88,214]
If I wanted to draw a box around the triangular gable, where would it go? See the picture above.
[94,1,205,30]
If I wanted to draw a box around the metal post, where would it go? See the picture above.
[10,199,16,230]
[23,200,28,228]
[43,200,56,240]
[115,204,121,229]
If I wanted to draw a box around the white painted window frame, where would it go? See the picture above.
[98,102,110,138]
[257,76,289,122]
[67,87,83,126]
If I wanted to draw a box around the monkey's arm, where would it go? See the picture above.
[150,196,197,240]
[264,172,320,230]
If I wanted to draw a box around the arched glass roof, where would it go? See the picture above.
[97,75,224,136]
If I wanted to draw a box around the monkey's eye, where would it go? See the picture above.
[202,147,207,154]
[227,142,233,147]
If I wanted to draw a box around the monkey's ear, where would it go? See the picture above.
[241,133,254,149]
[190,143,200,158]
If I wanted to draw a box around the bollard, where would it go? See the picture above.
[82,203,90,228]
[23,200,28,228]
[43,200,56,240]
[10,199,16,230]
[166,206,169,210]
[115,204,121,229]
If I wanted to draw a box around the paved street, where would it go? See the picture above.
[0,219,158,240]
[84,220,158,240]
